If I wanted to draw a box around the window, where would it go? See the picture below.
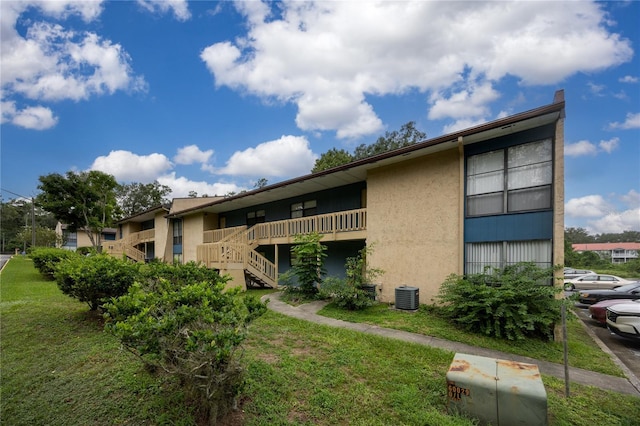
[465,240,552,275]
[173,219,183,245]
[247,210,265,226]
[291,200,317,218]
[467,139,552,216]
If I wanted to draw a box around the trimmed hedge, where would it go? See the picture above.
[54,254,140,310]
[30,247,79,280]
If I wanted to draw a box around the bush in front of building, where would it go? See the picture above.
[437,262,563,341]
[54,254,140,310]
[30,247,80,279]
[103,271,267,425]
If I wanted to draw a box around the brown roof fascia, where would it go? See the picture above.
[167,90,565,218]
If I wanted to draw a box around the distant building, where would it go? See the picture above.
[55,223,117,251]
[572,243,640,264]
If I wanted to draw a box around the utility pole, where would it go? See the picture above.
[1,188,37,249]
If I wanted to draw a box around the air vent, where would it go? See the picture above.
[395,286,419,310]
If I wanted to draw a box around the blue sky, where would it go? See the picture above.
[1,0,639,235]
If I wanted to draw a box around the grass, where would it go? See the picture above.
[2,256,639,425]
[317,302,624,376]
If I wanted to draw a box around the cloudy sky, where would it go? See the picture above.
[1,0,638,235]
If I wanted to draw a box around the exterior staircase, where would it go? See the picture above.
[198,226,277,288]
[197,208,367,289]
[103,229,154,263]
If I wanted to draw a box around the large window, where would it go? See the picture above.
[291,200,317,218]
[467,139,552,216]
[465,240,552,275]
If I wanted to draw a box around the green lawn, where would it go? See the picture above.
[317,302,624,376]
[2,256,639,425]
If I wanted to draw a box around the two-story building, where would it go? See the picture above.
[105,90,566,304]
[572,242,640,264]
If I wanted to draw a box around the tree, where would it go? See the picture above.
[564,227,594,244]
[353,121,426,160]
[115,181,171,219]
[312,148,354,173]
[1,197,58,252]
[311,121,426,173]
[37,171,120,250]
[254,178,269,189]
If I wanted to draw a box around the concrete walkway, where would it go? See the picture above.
[261,292,640,397]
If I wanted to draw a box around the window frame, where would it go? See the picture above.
[466,139,553,217]
[291,200,317,219]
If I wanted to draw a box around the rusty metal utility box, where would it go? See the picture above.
[446,353,547,426]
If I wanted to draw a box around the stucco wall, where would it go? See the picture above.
[553,117,565,280]
[154,212,169,261]
[366,148,462,304]
[182,213,204,263]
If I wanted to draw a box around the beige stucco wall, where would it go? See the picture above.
[182,213,204,263]
[553,117,565,282]
[366,148,462,304]
[153,211,169,261]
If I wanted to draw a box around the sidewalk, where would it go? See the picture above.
[261,292,640,397]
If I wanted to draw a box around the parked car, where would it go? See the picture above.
[564,274,634,291]
[578,283,640,305]
[563,268,595,280]
[606,302,640,341]
[589,299,639,325]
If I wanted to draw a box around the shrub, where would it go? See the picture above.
[318,276,376,310]
[30,247,79,279]
[289,232,328,295]
[437,262,563,340]
[54,254,140,310]
[103,268,267,424]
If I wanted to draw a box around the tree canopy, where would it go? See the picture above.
[37,171,120,249]
[115,181,171,219]
[312,121,426,172]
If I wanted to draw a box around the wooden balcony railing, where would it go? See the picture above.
[203,226,247,244]
[247,208,366,244]
[102,229,154,263]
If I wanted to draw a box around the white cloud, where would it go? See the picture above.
[3,103,58,130]
[565,138,620,156]
[0,1,146,128]
[565,140,598,157]
[598,137,619,154]
[566,192,640,233]
[89,150,173,182]
[201,1,632,138]
[609,112,640,130]
[216,135,317,178]
[157,173,243,198]
[621,189,640,209]
[587,208,640,234]
[136,0,191,21]
[174,145,214,165]
[565,195,611,218]
[587,82,605,96]
[619,75,638,83]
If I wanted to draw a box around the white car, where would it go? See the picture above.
[563,274,634,291]
[606,301,640,341]
[563,268,595,280]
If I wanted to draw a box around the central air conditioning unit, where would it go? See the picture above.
[395,286,419,310]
